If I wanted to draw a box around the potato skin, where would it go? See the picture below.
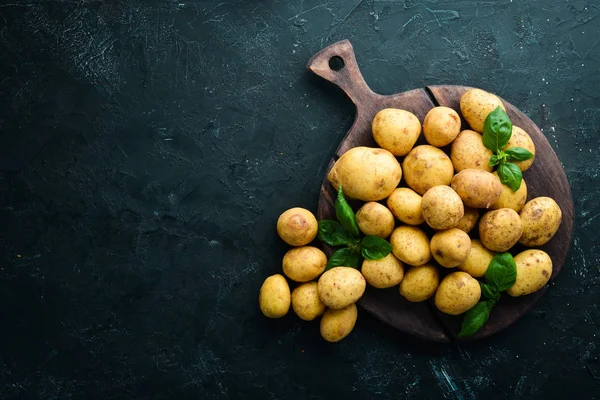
[361,253,405,289]
[423,106,461,147]
[460,88,506,133]
[434,272,481,315]
[399,264,440,302]
[282,246,327,283]
[291,282,326,321]
[328,147,402,201]
[390,226,431,266]
[317,267,366,309]
[451,130,494,172]
[320,304,358,342]
[402,145,454,195]
[451,169,502,208]
[356,202,395,238]
[479,208,524,252]
[372,109,421,156]
[456,207,480,233]
[387,188,425,226]
[458,239,495,278]
[519,197,562,247]
[507,250,552,297]
[430,228,472,268]
[490,172,527,212]
[503,126,536,171]
[259,274,291,318]
[277,207,318,246]
[421,185,465,230]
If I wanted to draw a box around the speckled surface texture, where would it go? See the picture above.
[0,0,599,398]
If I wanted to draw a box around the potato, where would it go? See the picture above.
[507,250,552,297]
[430,228,471,268]
[434,272,481,315]
[458,239,495,278]
[421,185,464,230]
[356,202,395,238]
[372,109,421,156]
[361,253,404,289]
[519,197,562,247]
[277,207,318,246]
[317,267,366,309]
[490,172,527,212]
[259,274,291,318]
[399,264,439,302]
[402,145,454,195]
[451,169,502,208]
[460,88,506,133]
[291,282,326,321]
[320,304,357,342]
[390,226,431,266]
[479,208,524,252]
[328,147,402,201]
[386,188,425,226]
[282,246,327,282]
[503,126,536,171]
[450,130,494,172]
[456,207,480,233]
[423,106,461,147]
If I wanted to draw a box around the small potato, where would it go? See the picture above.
[282,246,327,282]
[320,304,358,342]
[423,106,461,147]
[372,108,421,156]
[356,202,395,238]
[277,207,318,246]
[402,145,454,195]
[458,239,495,278]
[259,274,291,318]
[386,188,425,226]
[451,169,502,208]
[503,126,536,171]
[399,264,439,302]
[317,267,366,309]
[361,253,405,289]
[490,172,527,212]
[291,282,326,321]
[421,185,464,230]
[460,88,506,133]
[435,271,481,315]
[450,130,494,172]
[328,147,402,201]
[479,208,524,252]
[456,207,480,233]
[390,226,431,266]
[519,197,562,247]
[507,249,552,297]
[430,228,471,268]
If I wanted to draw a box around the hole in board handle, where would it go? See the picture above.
[328,56,345,71]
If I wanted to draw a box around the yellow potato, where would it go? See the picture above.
[479,208,524,252]
[259,274,291,318]
[451,169,502,208]
[430,228,471,268]
[423,106,461,147]
[291,281,326,321]
[320,304,357,342]
[421,185,464,230]
[328,147,402,201]
[459,88,506,133]
[372,108,421,156]
[356,202,395,238]
[402,145,454,195]
[490,172,527,212]
[507,249,552,297]
[503,126,536,171]
[317,267,366,309]
[458,239,495,278]
[450,130,494,172]
[390,226,431,266]
[361,253,405,289]
[386,188,425,226]
[282,246,327,282]
[399,264,439,302]
[456,207,480,233]
[519,197,562,247]
[435,272,481,315]
[277,207,318,246]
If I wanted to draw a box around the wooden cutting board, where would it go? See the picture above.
[308,40,574,342]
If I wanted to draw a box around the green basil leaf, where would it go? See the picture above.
[480,282,500,302]
[504,147,534,162]
[489,154,500,167]
[485,252,517,292]
[458,301,493,338]
[361,236,393,260]
[482,106,513,153]
[317,220,351,246]
[497,162,523,192]
[326,248,362,270]
[335,186,360,237]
